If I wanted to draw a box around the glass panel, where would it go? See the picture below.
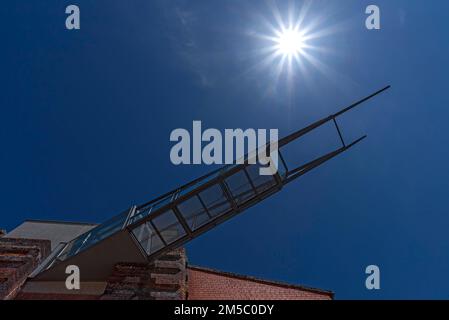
[152,210,186,244]
[152,194,173,211]
[178,164,237,198]
[225,170,255,205]
[278,151,288,179]
[129,193,175,226]
[179,173,216,197]
[58,210,128,261]
[128,206,152,225]
[131,222,164,255]
[199,183,232,217]
[246,164,277,193]
[177,196,211,230]
[58,234,88,261]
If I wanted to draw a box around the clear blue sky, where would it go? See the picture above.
[1,1,448,299]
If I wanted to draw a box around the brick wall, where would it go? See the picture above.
[5,243,332,300]
[101,248,187,300]
[187,266,333,300]
[15,248,188,300]
[0,238,51,300]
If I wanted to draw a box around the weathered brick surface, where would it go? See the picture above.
[100,248,187,300]
[7,244,333,300]
[187,266,333,300]
[0,238,51,300]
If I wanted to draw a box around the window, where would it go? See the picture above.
[245,164,277,193]
[151,210,186,244]
[224,170,255,205]
[131,222,164,255]
[198,183,232,217]
[58,210,128,261]
[177,195,211,230]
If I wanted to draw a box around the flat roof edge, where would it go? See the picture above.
[23,219,99,226]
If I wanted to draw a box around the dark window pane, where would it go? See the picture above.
[177,196,211,230]
[199,183,232,217]
[131,222,164,255]
[151,210,186,244]
[225,170,255,205]
[246,164,277,193]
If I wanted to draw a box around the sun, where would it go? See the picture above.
[275,28,305,57]
[244,1,346,96]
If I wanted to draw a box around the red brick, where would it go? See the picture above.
[187,266,333,300]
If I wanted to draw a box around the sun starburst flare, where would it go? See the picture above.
[275,27,306,58]
[241,1,348,99]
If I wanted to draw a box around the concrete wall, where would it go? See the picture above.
[6,220,96,250]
